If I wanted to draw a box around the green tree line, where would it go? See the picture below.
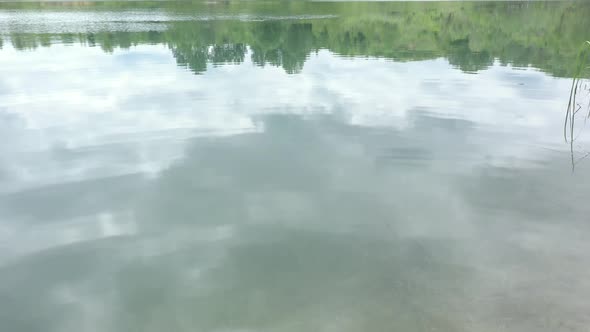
[3,1,590,76]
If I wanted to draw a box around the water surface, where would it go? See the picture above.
[1,1,590,332]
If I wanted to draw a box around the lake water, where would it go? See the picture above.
[1,1,590,331]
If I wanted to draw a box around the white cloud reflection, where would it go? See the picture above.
[1,42,590,332]
[0,43,578,193]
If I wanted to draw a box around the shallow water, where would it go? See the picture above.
[1,1,590,332]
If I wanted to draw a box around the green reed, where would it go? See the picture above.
[565,41,590,170]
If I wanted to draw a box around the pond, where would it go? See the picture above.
[1,1,590,331]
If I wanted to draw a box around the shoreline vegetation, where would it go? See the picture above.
[1,1,590,77]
